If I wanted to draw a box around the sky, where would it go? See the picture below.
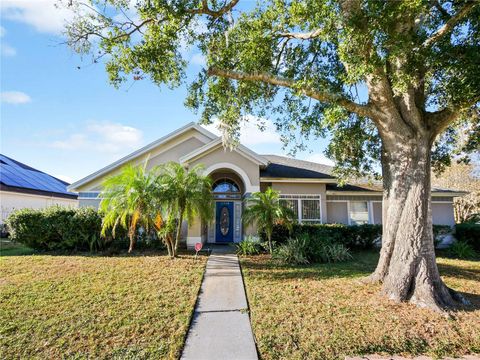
[0,0,333,184]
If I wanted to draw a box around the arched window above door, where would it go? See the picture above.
[212,179,241,199]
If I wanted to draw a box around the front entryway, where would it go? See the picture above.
[215,201,234,242]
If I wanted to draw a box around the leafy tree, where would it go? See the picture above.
[64,1,479,310]
[243,187,294,254]
[157,162,213,256]
[100,163,162,253]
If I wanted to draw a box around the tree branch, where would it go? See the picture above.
[277,29,322,40]
[188,0,239,18]
[207,67,372,117]
[423,2,477,48]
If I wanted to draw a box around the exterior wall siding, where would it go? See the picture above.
[326,202,348,224]
[1,191,78,222]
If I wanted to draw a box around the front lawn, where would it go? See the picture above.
[0,251,206,359]
[241,252,480,360]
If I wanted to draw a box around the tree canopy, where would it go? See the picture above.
[64,0,479,179]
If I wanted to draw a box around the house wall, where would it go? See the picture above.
[76,129,212,192]
[190,147,261,192]
[432,202,455,226]
[326,201,349,224]
[325,196,456,226]
[271,182,328,223]
[372,201,382,224]
[0,190,78,222]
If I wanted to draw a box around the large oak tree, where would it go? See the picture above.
[63,0,480,311]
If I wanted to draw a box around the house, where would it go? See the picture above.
[0,154,78,223]
[68,122,463,248]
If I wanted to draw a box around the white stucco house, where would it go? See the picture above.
[68,122,463,248]
[0,154,78,224]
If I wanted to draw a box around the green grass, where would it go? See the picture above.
[241,252,480,360]
[0,251,207,359]
[0,239,35,256]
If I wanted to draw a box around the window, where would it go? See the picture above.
[349,201,369,225]
[78,192,100,199]
[212,179,241,199]
[280,194,321,223]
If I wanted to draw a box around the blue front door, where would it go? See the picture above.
[215,201,234,242]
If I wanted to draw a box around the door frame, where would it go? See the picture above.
[208,200,242,243]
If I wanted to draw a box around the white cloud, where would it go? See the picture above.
[0,0,75,34]
[304,153,335,166]
[1,91,31,104]
[1,43,16,56]
[190,53,206,66]
[204,117,281,146]
[0,25,16,56]
[51,121,143,154]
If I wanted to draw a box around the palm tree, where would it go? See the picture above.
[158,162,213,256]
[243,187,294,254]
[100,163,162,253]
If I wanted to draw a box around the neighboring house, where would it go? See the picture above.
[68,122,463,248]
[0,154,78,223]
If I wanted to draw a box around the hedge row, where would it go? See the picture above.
[263,223,383,250]
[264,223,457,250]
[6,206,105,251]
[455,223,480,251]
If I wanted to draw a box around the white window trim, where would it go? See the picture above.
[280,194,322,224]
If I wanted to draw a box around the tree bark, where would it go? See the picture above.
[368,134,467,311]
[174,212,184,257]
[128,234,135,253]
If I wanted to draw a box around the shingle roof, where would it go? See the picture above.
[0,154,77,199]
[260,155,335,179]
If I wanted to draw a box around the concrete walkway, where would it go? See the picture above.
[181,246,258,360]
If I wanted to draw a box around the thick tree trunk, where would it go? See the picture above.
[368,136,467,311]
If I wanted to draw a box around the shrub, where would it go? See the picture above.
[273,234,352,265]
[273,236,309,265]
[314,243,353,263]
[265,223,382,250]
[432,225,453,248]
[455,223,480,252]
[449,241,477,259]
[6,206,106,251]
[236,236,262,256]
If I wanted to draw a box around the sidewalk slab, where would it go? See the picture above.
[181,247,258,360]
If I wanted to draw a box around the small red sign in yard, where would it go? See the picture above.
[194,242,203,259]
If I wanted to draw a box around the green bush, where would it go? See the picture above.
[236,236,262,255]
[455,223,480,251]
[273,234,352,265]
[273,236,310,265]
[265,223,382,250]
[6,206,106,251]
[449,241,477,259]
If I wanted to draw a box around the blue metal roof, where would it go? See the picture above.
[0,154,77,198]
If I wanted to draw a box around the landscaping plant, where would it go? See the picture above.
[100,163,163,253]
[64,0,480,311]
[449,241,477,260]
[6,206,104,251]
[243,188,294,254]
[236,236,263,256]
[157,162,213,257]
